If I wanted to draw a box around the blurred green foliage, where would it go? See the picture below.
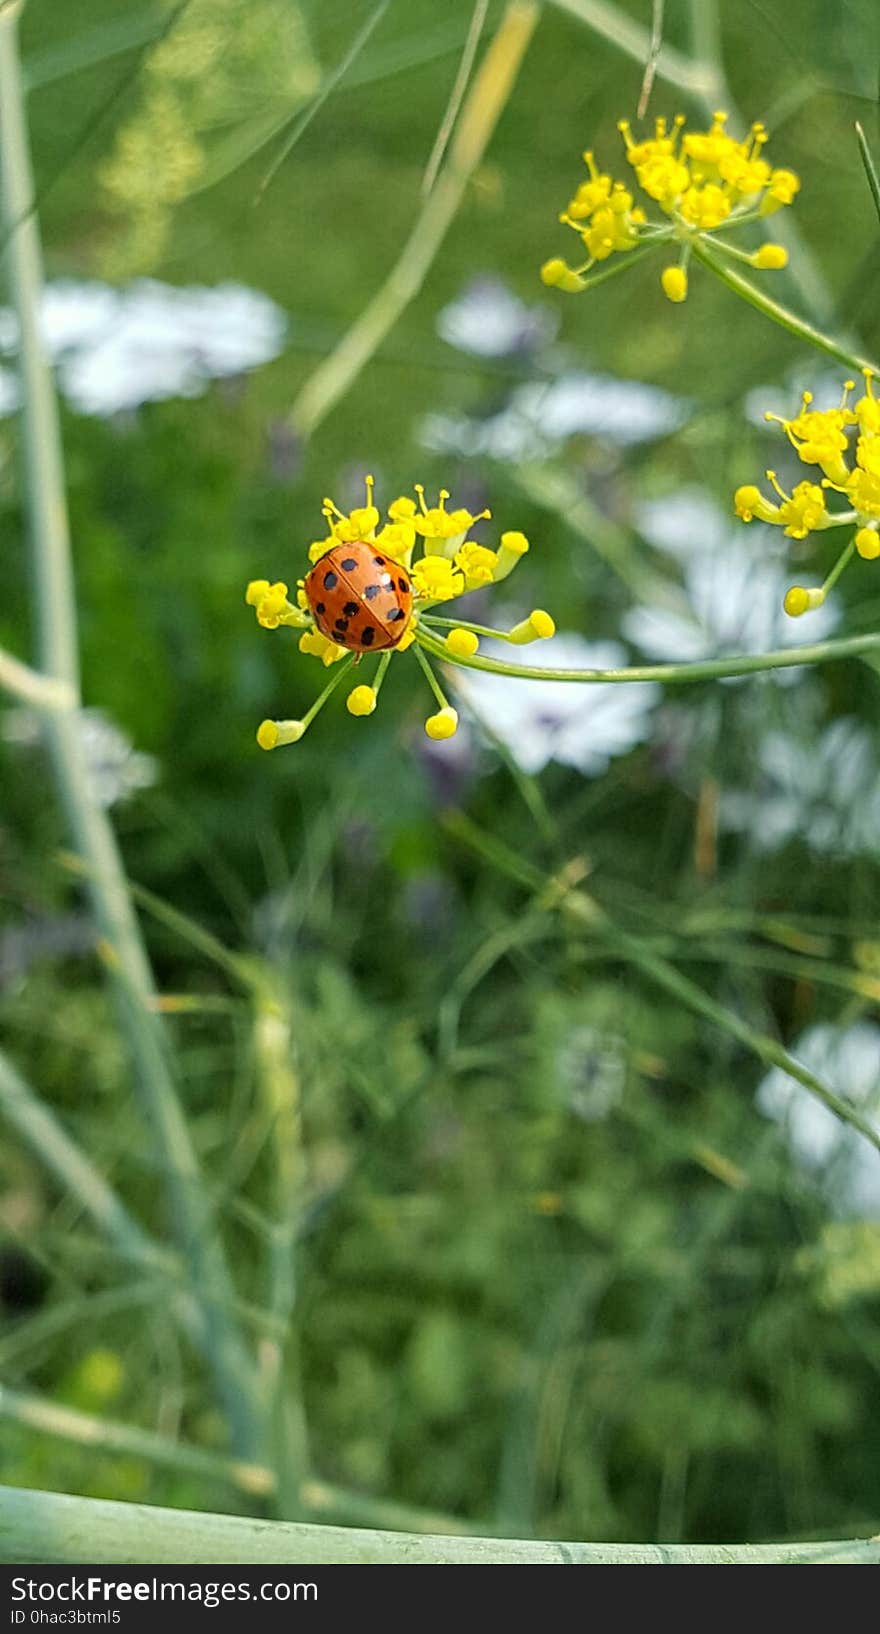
[1,0,880,1546]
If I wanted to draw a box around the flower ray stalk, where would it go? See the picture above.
[0,0,266,1468]
[415,626,880,684]
[692,241,879,376]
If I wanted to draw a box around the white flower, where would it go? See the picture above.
[622,488,839,674]
[0,279,286,416]
[722,718,880,855]
[0,366,19,415]
[41,281,120,357]
[420,370,688,462]
[2,707,157,808]
[557,1024,627,1121]
[454,634,659,775]
[756,1023,880,1218]
[436,276,557,358]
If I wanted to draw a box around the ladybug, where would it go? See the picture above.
[304,541,413,653]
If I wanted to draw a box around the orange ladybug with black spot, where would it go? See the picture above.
[304,542,413,652]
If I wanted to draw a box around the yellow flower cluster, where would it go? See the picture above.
[734,373,880,614]
[246,479,555,747]
[541,111,798,303]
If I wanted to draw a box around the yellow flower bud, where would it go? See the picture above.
[246,579,270,606]
[509,610,556,644]
[752,243,788,269]
[540,258,586,293]
[783,586,824,618]
[445,628,480,658]
[761,168,800,213]
[500,531,529,557]
[734,485,763,521]
[425,707,459,741]
[257,719,306,750]
[660,265,688,303]
[856,526,880,560]
[347,684,377,716]
[299,629,347,665]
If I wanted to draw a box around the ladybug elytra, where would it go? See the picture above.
[304,541,413,652]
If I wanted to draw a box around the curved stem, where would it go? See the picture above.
[1,1484,877,1564]
[416,626,880,685]
[0,643,75,710]
[691,242,880,376]
[413,639,451,709]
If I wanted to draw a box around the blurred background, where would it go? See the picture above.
[1,0,880,1546]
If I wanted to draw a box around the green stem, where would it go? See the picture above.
[251,985,310,1518]
[547,0,713,93]
[372,649,393,694]
[568,241,662,292]
[0,1,263,1462]
[0,1389,471,1537]
[416,625,880,685]
[301,653,355,726]
[0,642,75,710]
[822,538,856,596]
[256,0,389,199]
[444,823,880,1156]
[0,1485,876,1564]
[413,639,451,708]
[595,921,880,1156]
[0,1050,169,1278]
[289,1,539,437]
[421,0,489,196]
[855,120,880,225]
[691,241,880,376]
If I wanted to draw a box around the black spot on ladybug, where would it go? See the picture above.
[315,600,326,615]
[387,607,405,622]
[343,601,359,618]
[364,583,382,600]
[323,570,338,590]
[360,627,375,646]
[398,579,409,593]
[340,558,358,572]
[335,617,349,633]
[373,556,386,567]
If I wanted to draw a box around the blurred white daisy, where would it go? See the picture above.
[622,487,840,673]
[0,365,20,414]
[557,1023,627,1121]
[757,1023,880,1217]
[436,275,557,358]
[420,370,688,462]
[0,279,286,416]
[3,706,157,808]
[722,718,880,855]
[454,634,659,776]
